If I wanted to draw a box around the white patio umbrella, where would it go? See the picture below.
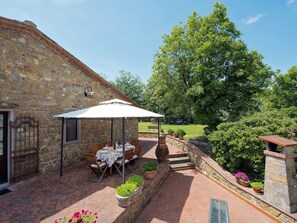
[54,98,164,183]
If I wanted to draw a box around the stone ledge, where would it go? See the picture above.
[113,162,170,223]
[138,131,159,138]
[166,136,297,223]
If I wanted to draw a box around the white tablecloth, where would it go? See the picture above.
[96,144,135,167]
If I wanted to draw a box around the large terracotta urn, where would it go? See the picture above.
[155,136,169,163]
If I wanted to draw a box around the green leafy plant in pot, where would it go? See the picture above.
[116,174,144,207]
[143,161,158,180]
[126,174,144,187]
[176,129,186,140]
[167,129,174,136]
[250,182,264,193]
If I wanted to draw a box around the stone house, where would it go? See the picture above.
[0,16,138,188]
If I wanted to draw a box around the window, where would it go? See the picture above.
[64,118,80,143]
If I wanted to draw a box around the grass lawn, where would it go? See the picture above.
[138,122,206,140]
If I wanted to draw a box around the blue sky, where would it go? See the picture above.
[1,0,297,82]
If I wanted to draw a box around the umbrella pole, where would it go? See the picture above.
[60,117,65,177]
[111,118,113,144]
[157,117,160,145]
[122,117,126,184]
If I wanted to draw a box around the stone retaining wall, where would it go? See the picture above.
[138,132,159,138]
[114,162,170,223]
[166,136,297,223]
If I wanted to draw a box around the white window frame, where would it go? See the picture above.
[63,118,81,144]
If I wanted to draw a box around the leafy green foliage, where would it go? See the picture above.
[167,129,174,134]
[142,161,157,171]
[116,183,137,197]
[272,66,297,108]
[126,175,144,187]
[209,107,297,180]
[250,182,264,190]
[146,2,273,130]
[176,129,186,136]
[110,70,145,106]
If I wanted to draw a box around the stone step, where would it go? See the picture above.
[170,162,195,171]
[168,156,191,164]
[168,153,188,158]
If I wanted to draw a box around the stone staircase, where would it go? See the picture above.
[168,153,195,171]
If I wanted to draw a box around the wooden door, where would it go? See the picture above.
[0,112,8,184]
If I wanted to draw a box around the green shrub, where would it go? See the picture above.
[161,128,164,133]
[209,108,297,180]
[176,129,186,136]
[191,135,208,142]
[142,161,157,171]
[250,182,264,190]
[116,183,137,197]
[126,175,144,187]
[167,129,174,134]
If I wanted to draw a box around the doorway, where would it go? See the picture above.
[0,112,8,184]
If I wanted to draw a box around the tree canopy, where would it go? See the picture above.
[146,2,273,129]
[110,70,145,106]
[209,107,297,180]
[272,66,297,108]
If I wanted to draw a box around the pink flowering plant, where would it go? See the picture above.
[234,171,249,181]
[55,210,98,223]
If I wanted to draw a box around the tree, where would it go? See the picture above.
[209,107,297,180]
[146,2,273,130]
[111,71,145,106]
[272,66,297,108]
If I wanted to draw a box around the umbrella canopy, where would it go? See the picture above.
[54,98,164,184]
[54,98,163,118]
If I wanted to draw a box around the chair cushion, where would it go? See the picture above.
[98,162,106,168]
[91,164,98,168]
[115,159,124,164]
[132,155,138,160]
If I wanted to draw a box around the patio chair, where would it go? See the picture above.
[91,143,103,154]
[84,152,108,183]
[130,140,141,167]
[131,139,141,160]
[102,141,112,147]
[114,149,134,176]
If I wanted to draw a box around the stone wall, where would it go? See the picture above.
[114,162,170,223]
[166,136,297,223]
[138,131,159,138]
[264,150,297,213]
[0,18,138,175]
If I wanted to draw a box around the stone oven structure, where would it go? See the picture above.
[259,135,297,213]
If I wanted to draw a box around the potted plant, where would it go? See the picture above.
[143,161,158,180]
[167,129,174,136]
[176,129,186,140]
[126,174,144,189]
[116,183,137,207]
[234,171,250,187]
[55,210,98,223]
[250,182,264,194]
[115,175,144,207]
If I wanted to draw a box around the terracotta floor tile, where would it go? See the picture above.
[0,138,280,223]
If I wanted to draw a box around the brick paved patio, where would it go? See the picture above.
[0,138,279,223]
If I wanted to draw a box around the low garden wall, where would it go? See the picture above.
[166,136,297,223]
[114,162,170,223]
[138,131,159,138]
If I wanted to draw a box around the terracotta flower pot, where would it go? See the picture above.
[252,187,263,194]
[144,170,157,180]
[236,178,250,187]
